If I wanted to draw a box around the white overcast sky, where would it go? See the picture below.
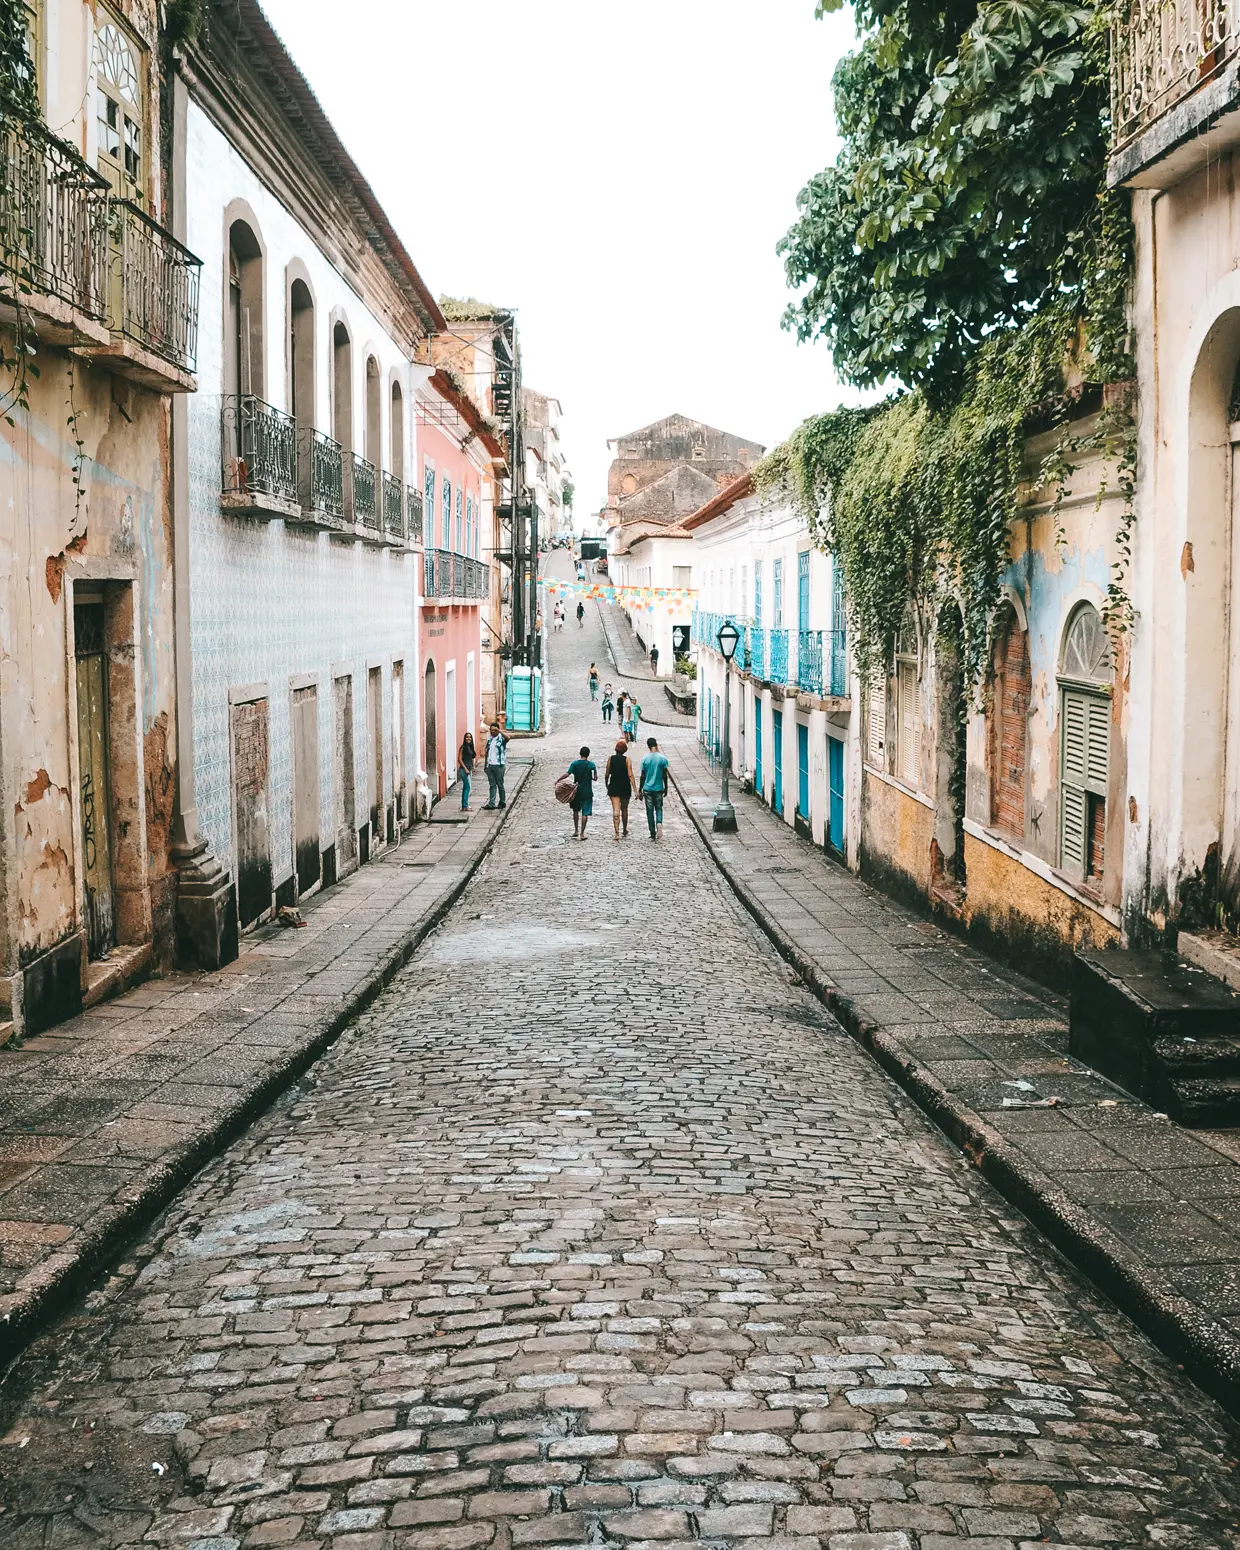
[260,0,860,518]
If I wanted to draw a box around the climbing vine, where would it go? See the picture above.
[763,0,1136,678]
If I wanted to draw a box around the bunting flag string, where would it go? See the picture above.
[540,576,697,612]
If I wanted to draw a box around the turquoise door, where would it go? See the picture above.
[754,699,763,796]
[797,722,809,817]
[772,709,784,815]
[828,735,845,853]
[798,551,810,632]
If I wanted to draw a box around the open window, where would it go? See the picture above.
[365,355,381,469]
[1058,603,1113,884]
[390,380,405,481]
[332,320,352,452]
[289,278,314,431]
[95,15,145,201]
[226,220,264,401]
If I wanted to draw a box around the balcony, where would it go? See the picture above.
[348,452,381,540]
[221,395,300,520]
[1109,0,1240,187]
[421,548,490,602]
[769,629,789,685]
[0,118,111,346]
[796,628,849,700]
[383,473,405,543]
[297,427,347,530]
[407,486,425,545]
[76,199,202,391]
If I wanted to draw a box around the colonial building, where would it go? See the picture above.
[606,414,763,525]
[1,0,203,1032]
[179,0,441,939]
[416,369,501,796]
[687,477,857,861]
[523,388,568,543]
[606,521,695,674]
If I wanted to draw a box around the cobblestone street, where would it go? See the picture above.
[4,604,1240,1550]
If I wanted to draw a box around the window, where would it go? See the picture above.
[390,382,405,481]
[95,17,144,198]
[773,559,784,628]
[365,356,381,469]
[19,1,39,104]
[740,565,747,617]
[424,460,435,521]
[226,221,263,400]
[442,476,452,548]
[456,486,463,551]
[895,620,918,789]
[866,668,886,768]
[798,550,810,633]
[672,565,692,589]
[754,562,763,628]
[332,321,352,451]
[990,607,1029,841]
[466,494,473,556]
[1058,603,1112,883]
[289,279,314,431]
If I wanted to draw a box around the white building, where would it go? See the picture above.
[685,476,860,863]
[181,0,440,934]
[607,522,695,674]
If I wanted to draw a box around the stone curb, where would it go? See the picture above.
[0,770,532,1375]
[671,767,1240,1423]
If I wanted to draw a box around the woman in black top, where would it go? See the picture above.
[605,738,635,840]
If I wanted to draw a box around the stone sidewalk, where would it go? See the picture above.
[671,736,1240,1420]
[0,764,530,1367]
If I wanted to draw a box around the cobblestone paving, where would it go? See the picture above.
[3,607,1240,1549]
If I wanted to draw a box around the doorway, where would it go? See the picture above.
[334,674,357,877]
[74,600,115,959]
[231,695,273,930]
[827,734,845,856]
[368,665,383,849]
[754,696,764,798]
[772,708,784,817]
[392,661,405,827]
[424,659,438,794]
[444,663,457,791]
[291,684,320,898]
[797,721,810,820]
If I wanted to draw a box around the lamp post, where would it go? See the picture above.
[714,620,740,833]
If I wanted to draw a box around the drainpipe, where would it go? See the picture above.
[167,60,238,969]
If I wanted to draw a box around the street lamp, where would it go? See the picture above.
[714,620,740,833]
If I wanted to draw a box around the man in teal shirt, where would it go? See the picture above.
[639,736,670,841]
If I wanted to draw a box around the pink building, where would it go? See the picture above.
[417,371,502,798]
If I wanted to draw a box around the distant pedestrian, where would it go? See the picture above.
[625,697,642,745]
[588,663,600,701]
[639,735,670,841]
[553,602,564,632]
[649,644,660,675]
[566,745,597,840]
[605,739,635,840]
[615,689,628,732]
[484,721,508,809]
[457,732,476,812]
[576,600,585,628]
[601,683,614,723]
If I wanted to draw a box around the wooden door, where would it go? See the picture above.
[74,602,115,959]
[291,685,320,897]
[232,697,273,930]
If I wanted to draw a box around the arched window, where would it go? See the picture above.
[289,278,314,431]
[226,220,264,401]
[390,381,404,482]
[1058,603,1113,883]
[95,18,143,198]
[332,320,352,451]
[990,604,1030,841]
[365,355,381,470]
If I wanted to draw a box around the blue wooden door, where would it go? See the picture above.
[798,551,810,633]
[772,709,784,815]
[828,735,844,852]
[754,699,763,796]
[797,722,809,818]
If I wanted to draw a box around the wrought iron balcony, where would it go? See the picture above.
[1110,0,1239,180]
[407,486,424,545]
[383,472,405,541]
[0,118,109,332]
[795,628,849,698]
[748,627,768,682]
[298,426,345,524]
[422,548,489,601]
[221,395,298,516]
[826,627,847,698]
[348,452,379,532]
[423,549,436,599]
[769,628,790,685]
[797,630,823,696]
[104,198,202,375]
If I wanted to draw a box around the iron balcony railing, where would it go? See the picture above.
[221,395,297,504]
[348,451,379,529]
[797,630,823,696]
[422,549,436,598]
[826,627,847,697]
[0,118,109,319]
[422,549,491,600]
[383,472,405,540]
[795,629,849,697]
[105,198,201,372]
[298,426,344,520]
[407,485,424,544]
[1112,0,1236,148]
[747,627,768,681]
[769,629,789,684]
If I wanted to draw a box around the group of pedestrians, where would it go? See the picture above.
[455,722,509,812]
[562,736,668,842]
[551,599,587,632]
[589,665,641,742]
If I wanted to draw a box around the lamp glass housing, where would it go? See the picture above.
[717,621,740,662]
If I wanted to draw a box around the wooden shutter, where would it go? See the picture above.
[1060,688,1109,877]
[898,661,918,788]
[866,669,886,768]
[993,624,1030,839]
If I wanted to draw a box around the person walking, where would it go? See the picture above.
[625,696,642,745]
[615,689,628,735]
[649,643,660,675]
[588,663,600,701]
[457,732,476,812]
[605,738,635,840]
[576,600,585,629]
[601,683,615,723]
[566,745,597,840]
[484,721,509,809]
[639,735,670,841]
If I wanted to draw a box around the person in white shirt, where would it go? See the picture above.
[484,722,509,809]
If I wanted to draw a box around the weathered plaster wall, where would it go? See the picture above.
[861,773,936,907]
